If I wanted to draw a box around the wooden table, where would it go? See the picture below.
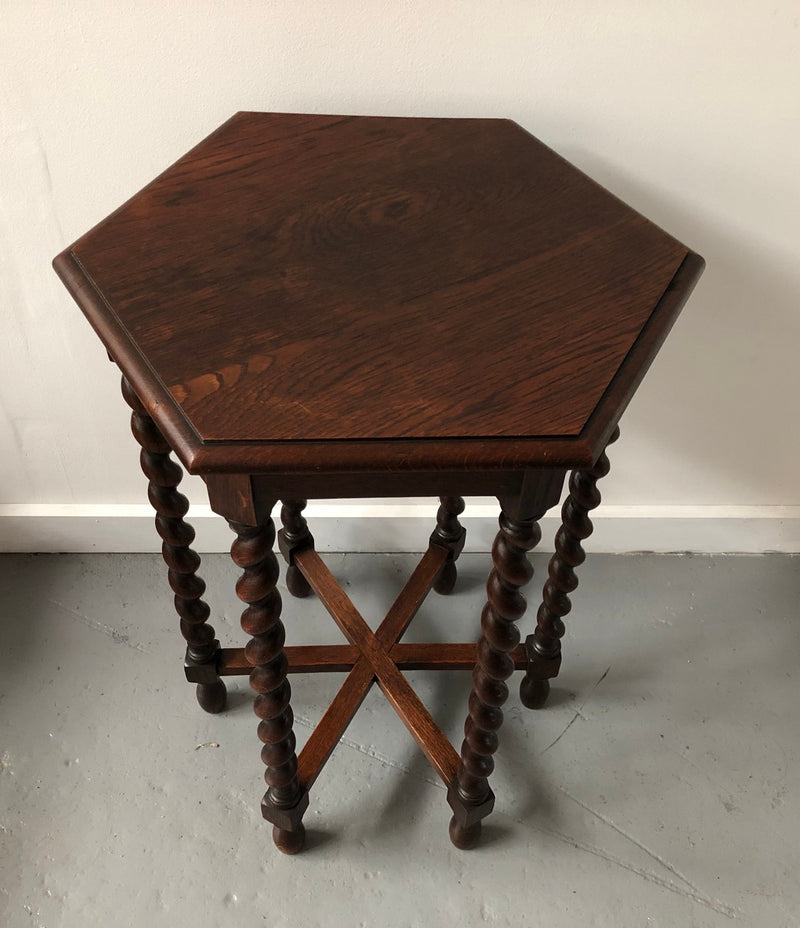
[53,112,703,854]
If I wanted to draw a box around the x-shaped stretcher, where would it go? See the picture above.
[213,544,528,817]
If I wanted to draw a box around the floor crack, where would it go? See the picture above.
[47,599,151,654]
[292,713,444,789]
[553,788,739,918]
[539,665,610,755]
[513,814,739,919]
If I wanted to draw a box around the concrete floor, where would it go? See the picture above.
[0,551,798,927]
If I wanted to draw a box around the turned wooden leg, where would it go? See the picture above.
[449,507,543,849]
[430,496,466,595]
[230,518,308,855]
[520,426,620,709]
[121,377,226,713]
[278,500,314,599]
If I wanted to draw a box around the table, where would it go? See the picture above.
[53,112,704,854]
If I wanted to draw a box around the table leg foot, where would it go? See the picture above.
[286,567,312,598]
[430,496,466,595]
[196,679,227,713]
[433,559,457,596]
[449,817,481,850]
[279,500,314,599]
[262,789,310,854]
[447,781,494,849]
[519,676,549,709]
[273,823,306,855]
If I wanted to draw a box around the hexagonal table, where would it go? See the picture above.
[53,112,703,854]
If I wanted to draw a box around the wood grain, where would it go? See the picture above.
[50,112,706,851]
[217,642,528,675]
[53,113,703,475]
[295,546,459,787]
[296,659,374,790]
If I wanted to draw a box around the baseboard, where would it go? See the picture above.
[0,503,798,554]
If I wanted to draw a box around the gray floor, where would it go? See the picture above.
[0,552,798,927]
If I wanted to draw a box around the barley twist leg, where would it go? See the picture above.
[230,518,308,854]
[122,376,225,713]
[520,426,620,709]
[430,496,467,595]
[449,508,543,848]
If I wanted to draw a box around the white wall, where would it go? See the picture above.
[2,1,799,551]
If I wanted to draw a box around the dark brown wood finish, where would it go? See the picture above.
[520,426,621,708]
[278,499,314,598]
[292,546,446,792]
[450,507,544,849]
[214,642,529,676]
[53,112,705,854]
[53,114,703,476]
[229,517,308,855]
[295,546,459,787]
[121,376,226,712]
[430,495,467,594]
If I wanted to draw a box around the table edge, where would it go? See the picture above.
[53,247,703,476]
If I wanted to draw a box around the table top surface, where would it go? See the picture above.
[54,112,703,474]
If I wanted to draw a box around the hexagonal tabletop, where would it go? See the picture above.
[54,112,702,474]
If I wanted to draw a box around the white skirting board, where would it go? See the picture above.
[0,503,798,554]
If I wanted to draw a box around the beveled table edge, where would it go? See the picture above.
[582,249,704,454]
[53,248,703,476]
